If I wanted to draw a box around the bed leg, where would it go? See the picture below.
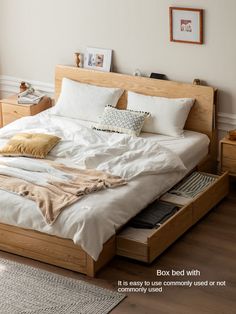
[86,255,96,277]
[85,236,116,277]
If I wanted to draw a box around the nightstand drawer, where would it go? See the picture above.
[222,157,236,175]
[0,95,52,127]
[2,103,31,125]
[222,144,236,159]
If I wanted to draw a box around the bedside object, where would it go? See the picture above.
[228,129,236,141]
[220,137,236,176]
[193,78,201,85]
[133,69,142,77]
[74,52,82,67]
[84,47,112,72]
[19,81,30,93]
[150,73,167,80]
[0,95,52,127]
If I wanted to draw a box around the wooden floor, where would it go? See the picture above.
[0,183,235,314]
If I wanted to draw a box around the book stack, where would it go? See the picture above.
[18,89,45,105]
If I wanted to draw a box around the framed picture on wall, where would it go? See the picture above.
[169,7,203,44]
[84,47,112,72]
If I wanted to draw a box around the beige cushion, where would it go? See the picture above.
[0,133,61,158]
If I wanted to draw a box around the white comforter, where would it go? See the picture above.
[0,110,187,260]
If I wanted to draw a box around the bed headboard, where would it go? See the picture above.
[55,65,217,168]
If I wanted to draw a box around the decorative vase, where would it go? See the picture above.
[19,82,28,93]
[74,52,82,67]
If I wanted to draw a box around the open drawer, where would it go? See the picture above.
[116,171,229,263]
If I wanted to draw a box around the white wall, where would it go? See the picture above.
[0,0,236,125]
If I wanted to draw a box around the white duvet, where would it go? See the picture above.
[0,110,188,260]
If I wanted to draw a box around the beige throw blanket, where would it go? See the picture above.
[0,162,126,225]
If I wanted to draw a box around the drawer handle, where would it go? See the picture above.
[14,110,18,113]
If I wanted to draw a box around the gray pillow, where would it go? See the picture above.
[93,105,150,136]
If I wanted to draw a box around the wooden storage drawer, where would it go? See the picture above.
[116,203,192,263]
[2,103,30,125]
[192,172,229,222]
[116,172,229,263]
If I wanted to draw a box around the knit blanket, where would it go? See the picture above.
[0,159,126,224]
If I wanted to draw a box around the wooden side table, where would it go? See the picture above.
[0,95,52,127]
[220,137,236,176]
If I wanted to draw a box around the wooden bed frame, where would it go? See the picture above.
[0,65,219,276]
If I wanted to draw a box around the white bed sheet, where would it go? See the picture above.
[140,131,209,172]
[0,112,209,260]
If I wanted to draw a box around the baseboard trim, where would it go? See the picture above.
[0,75,54,96]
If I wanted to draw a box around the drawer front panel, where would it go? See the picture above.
[116,237,148,262]
[2,103,30,125]
[148,203,192,263]
[192,172,229,222]
[222,157,236,175]
[222,144,236,159]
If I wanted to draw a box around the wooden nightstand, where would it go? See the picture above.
[220,137,236,176]
[0,95,52,127]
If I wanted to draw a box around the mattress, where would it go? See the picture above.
[0,112,209,260]
[141,131,209,171]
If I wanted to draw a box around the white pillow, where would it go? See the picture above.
[127,91,194,137]
[52,78,124,122]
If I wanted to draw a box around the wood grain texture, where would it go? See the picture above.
[55,66,215,135]
[0,223,115,277]
[116,172,229,263]
[93,236,116,274]
[55,65,217,169]
[222,143,236,157]
[148,203,193,263]
[222,160,236,176]
[0,102,2,127]
[0,95,52,126]
[116,238,148,262]
[220,138,236,176]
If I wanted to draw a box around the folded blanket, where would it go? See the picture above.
[0,161,126,224]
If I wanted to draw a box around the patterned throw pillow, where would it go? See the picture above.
[93,105,150,136]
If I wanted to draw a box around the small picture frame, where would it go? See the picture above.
[169,7,203,44]
[84,47,112,72]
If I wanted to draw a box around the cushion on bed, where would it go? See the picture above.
[127,91,194,137]
[0,133,61,158]
[93,105,150,136]
[51,78,124,123]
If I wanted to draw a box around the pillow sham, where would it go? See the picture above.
[51,78,124,122]
[93,105,150,136]
[0,133,61,158]
[127,91,194,137]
